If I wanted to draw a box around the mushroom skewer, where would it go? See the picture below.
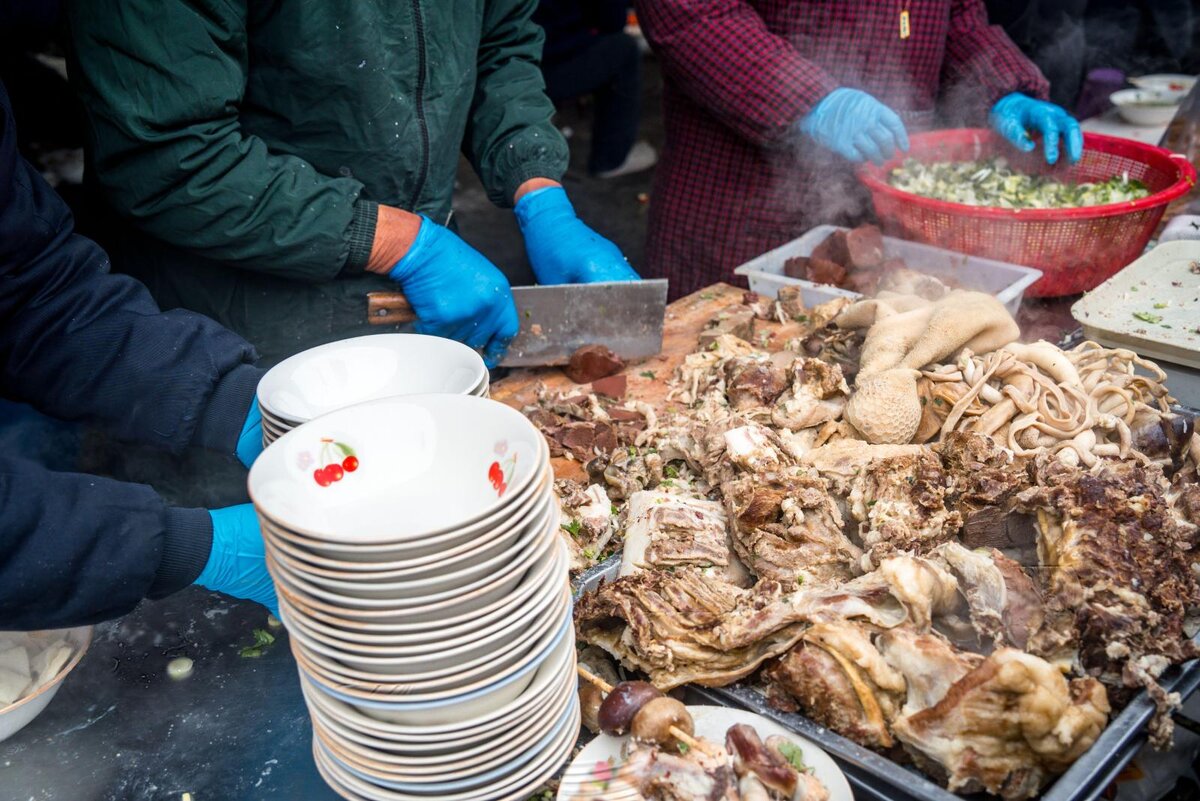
[576,665,717,756]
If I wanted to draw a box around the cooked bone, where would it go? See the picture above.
[620,490,749,586]
[726,723,798,797]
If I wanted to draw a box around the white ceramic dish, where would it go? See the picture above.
[304,669,573,761]
[297,638,574,742]
[306,615,573,725]
[323,697,578,791]
[268,499,552,601]
[279,563,564,652]
[286,540,566,638]
[0,626,92,744]
[1110,88,1181,126]
[265,488,552,589]
[1128,73,1197,94]
[285,583,567,681]
[313,701,580,801]
[249,395,546,545]
[257,334,486,423]
[557,705,854,801]
[267,507,558,615]
[261,469,551,572]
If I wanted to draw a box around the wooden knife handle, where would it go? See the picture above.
[367,291,418,325]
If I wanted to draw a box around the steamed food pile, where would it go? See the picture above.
[538,281,1200,800]
[889,157,1150,208]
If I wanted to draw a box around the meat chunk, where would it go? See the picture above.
[849,451,963,568]
[770,358,849,431]
[565,344,624,384]
[726,724,798,797]
[932,542,1044,651]
[616,740,739,801]
[877,629,981,716]
[891,649,1109,800]
[574,568,807,689]
[1014,457,1200,744]
[556,480,617,571]
[722,469,861,583]
[725,356,790,411]
[764,622,906,749]
[620,490,750,586]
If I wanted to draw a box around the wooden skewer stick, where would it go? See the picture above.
[576,664,717,756]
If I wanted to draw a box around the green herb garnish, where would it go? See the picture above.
[1133,311,1163,324]
[776,740,809,773]
[562,519,583,537]
[1153,302,1169,309]
[665,465,680,479]
[240,628,276,659]
[640,371,656,379]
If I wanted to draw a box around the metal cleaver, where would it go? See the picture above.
[366,279,668,367]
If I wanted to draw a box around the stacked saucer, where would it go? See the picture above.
[257,335,488,446]
[248,394,575,800]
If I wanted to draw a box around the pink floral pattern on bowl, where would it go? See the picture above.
[300,438,360,487]
[487,441,518,497]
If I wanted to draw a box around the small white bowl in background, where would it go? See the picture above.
[1110,88,1182,126]
[0,626,92,744]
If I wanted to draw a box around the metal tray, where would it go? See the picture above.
[571,556,1200,801]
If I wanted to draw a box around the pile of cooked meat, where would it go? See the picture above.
[548,290,1200,800]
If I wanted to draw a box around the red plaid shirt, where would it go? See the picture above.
[638,0,1050,299]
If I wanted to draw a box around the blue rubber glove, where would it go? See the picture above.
[196,504,278,616]
[236,400,263,468]
[388,217,519,368]
[990,93,1083,166]
[514,187,640,285]
[798,88,910,164]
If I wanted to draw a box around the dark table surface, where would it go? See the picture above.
[0,588,339,801]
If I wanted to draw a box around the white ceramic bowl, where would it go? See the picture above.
[0,626,92,744]
[279,560,565,651]
[298,639,574,741]
[285,583,568,681]
[305,612,574,725]
[313,700,580,801]
[249,394,548,545]
[1128,73,1196,95]
[1110,88,1181,125]
[267,498,554,601]
[283,540,566,636]
[263,483,552,585]
[303,669,573,760]
[257,334,487,423]
[318,695,577,788]
[267,507,558,615]
[261,467,552,570]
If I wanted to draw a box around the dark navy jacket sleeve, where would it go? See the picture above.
[0,80,262,628]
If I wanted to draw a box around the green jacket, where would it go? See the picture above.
[65,0,567,362]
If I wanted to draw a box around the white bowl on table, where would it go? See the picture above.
[248,395,547,547]
[1110,88,1182,126]
[0,626,92,744]
[1128,73,1196,96]
[257,334,487,423]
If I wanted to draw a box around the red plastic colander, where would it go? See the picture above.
[857,129,1197,297]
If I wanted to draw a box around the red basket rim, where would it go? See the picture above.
[858,129,1197,221]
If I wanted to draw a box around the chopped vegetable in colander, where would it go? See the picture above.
[888,158,1151,209]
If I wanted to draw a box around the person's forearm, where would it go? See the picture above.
[366,205,424,274]
[514,178,562,203]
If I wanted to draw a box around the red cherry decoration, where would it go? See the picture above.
[488,461,503,485]
[314,468,332,487]
[497,481,508,496]
[342,455,359,472]
[327,463,345,482]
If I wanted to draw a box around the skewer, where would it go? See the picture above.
[576,664,717,756]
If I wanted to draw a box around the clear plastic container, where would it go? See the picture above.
[734,224,1044,316]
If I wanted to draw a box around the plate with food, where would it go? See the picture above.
[557,697,851,801]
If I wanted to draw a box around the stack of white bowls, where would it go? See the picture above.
[248,394,576,801]
[257,335,489,446]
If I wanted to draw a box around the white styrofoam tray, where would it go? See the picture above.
[1072,240,1200,369]
[733,225,1043,316]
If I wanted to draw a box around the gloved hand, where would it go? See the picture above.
[195,504,278,616]
[236,401,262,468]
[990,93,1083,166]
[514,186,640,285]
[798,88,910,164]
[388,217,519,368]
